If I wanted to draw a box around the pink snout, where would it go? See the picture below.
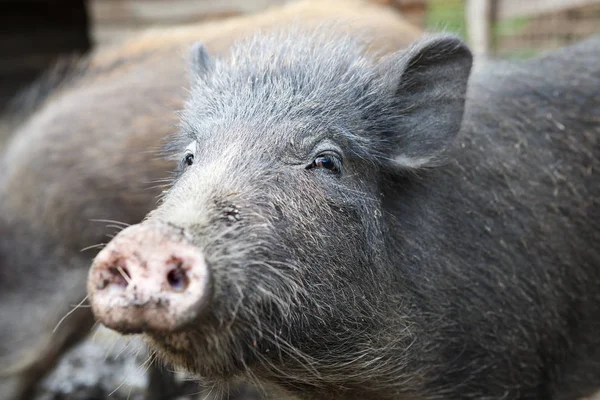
[87,222,210,334]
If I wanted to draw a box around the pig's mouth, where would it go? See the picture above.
[143,323,248,378]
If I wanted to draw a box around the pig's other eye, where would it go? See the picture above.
[307,153,342,173]
[183,152,194,167]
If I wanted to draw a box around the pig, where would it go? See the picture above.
[86,26,600,400]
[0,1,421,399]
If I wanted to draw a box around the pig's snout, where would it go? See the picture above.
[87,222,210,334]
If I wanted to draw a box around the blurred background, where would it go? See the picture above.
[0,2,598,399]
[1,0,599,113]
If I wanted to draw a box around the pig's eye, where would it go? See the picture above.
[307,154,341,173]
[183,152,194,167]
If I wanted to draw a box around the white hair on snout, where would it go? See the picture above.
[149,147,237,226]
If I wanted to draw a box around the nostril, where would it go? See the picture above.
[167,263,189,292]
[101,265,131,290]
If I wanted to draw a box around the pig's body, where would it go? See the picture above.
[88,27,600,400]
[0,1,420,399]
[410,47,600,399]
[371,42,600,398]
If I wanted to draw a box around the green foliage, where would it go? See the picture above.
[426,0,467,38]
[495,16,529,36]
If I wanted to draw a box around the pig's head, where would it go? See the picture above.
[88,29,472,390]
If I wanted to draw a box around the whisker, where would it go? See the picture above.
[114,337,134,360]
[107,376,128,397]
[143,178,173,184]
[144,184,172,192]
[104,333,121,362]
[89,219,131,227]
[53,295,89,333]
[105,224,128,232]
[117,266,132,285]
[139,352,158,376]
[184,389,206,398]
[80,243,106,252]
[109,350,154,398]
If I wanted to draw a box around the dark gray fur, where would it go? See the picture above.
[142,28,600,400]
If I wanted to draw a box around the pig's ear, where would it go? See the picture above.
[377,34,472,169]
[189,42,215,80]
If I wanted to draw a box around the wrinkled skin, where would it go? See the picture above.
[0,1,421,399]
[88,25,600,400]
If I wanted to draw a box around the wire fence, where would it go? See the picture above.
[422,0,600,59]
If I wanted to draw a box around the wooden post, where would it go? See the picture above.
[466,0,494,57]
